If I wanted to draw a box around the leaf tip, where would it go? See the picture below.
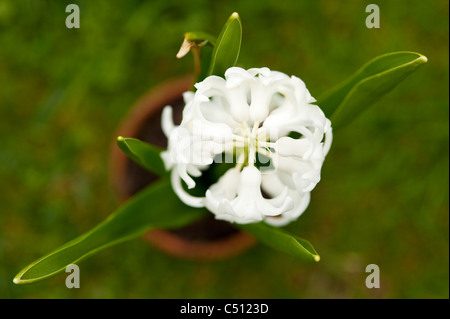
[418,55,428,63]
[13,276,21,285]
[313,254,320,262]
[231,12,240,19]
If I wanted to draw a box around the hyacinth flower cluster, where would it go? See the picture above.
[161,67,332,226]
[13,12,426,284]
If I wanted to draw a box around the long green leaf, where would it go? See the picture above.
[14,180,206,284]
[207,12,242,77]
[239,222,320,262]
[117,136,166,176]
[196,44,214,84]
[317,51,428,129]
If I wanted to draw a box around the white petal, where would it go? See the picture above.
[322,122,333,156]
[249,86,271,123]
[160,150,172,170]
[265,192,311,226]
[275,136,313,158]
[206,166,295,224]
[292,169,321,193]
[198,97,235,125]
[186,164,203,178]
[207,167,241,200]
[225,67,254,88]
[183,91,195,104]
[177,163,196,189]
[161,106,175,138]
[225,86,250,122]
[261,173,311,226]
[171,169,204,208]
[248,67,271,78]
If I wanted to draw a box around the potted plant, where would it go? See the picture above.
[13,12,427,284]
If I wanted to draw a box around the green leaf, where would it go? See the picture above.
[239,222,320,262]
[117,136,166,176]
[13,180,207,284]
[196,44,214,84]
[317,51,428,129]
[207,12,242,77]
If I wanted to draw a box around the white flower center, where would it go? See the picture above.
[232,121,266,167]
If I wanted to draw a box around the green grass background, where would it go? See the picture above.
[0,0,448,298]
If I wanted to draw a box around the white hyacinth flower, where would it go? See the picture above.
[161,67,332,226]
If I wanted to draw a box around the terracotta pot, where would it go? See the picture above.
[109,75,256,260]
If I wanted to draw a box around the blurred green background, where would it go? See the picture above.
[0,0,448,298]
